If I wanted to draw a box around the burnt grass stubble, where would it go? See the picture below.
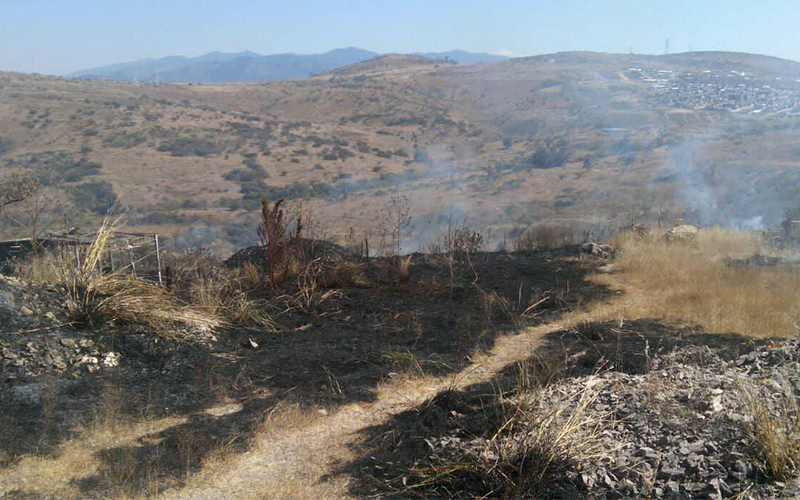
[340,319,788,499]
[0,246,608,497]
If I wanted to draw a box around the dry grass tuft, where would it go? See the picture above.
[190,270,278,331]
[477,287,519,327]
[46,221,219,331]
[609,228,800,337]
[387,255,413,284]
[741,379,800,481]
[402,378,605,498]
[328,261,370,288]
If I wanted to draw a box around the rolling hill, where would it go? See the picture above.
[67,48,509,83]
[4,50,800,254]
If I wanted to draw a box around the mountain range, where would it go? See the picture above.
[67,48,509,83]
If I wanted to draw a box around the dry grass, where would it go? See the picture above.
[190,270,278,331]
[605,228,800,337]
[385,255,413,284]
[400,378,605,498]
[741,379,800,481]
[328,261,370,288]
[45,222,218,331]
[0,381,188,499]
[11,221,222,333]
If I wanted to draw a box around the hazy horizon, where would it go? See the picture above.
[3,0,800,76]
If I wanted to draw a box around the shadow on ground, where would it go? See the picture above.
[1,248,611,498]
[338,318,771,498]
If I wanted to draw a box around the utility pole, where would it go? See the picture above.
[665,38,670,55]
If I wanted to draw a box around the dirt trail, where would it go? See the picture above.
[158,319,574,500]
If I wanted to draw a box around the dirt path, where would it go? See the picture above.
[159,265,632,500]
[158,319,575,500]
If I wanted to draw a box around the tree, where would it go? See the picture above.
[0,170,38,210]
[1,170,65,254]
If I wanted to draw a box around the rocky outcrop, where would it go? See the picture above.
[665,224,700,243]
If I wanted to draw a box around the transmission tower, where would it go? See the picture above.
[665,38,670,55]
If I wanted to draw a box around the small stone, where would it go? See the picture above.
[44,311,56,321]
[20,305,33,316]
[102,352,120,367]
[60,338,77,349]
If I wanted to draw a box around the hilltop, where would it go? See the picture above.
[66,48,508,83]
[3,50,800,253]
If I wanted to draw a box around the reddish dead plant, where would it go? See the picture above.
[257,199,303,288]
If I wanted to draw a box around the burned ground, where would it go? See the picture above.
[0,247,608,498]
[340,320,782,499]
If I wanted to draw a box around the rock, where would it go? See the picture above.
[581,242,614,258]
[20,305,33,316]
[60,338,77,349]
[102,352,120,367]
[78,355,99,365]
[665,224,699,243]
[44,311,56,321]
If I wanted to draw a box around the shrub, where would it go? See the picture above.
[62,159,102,183]
[0,136,14,154]
[157,138,222,157]
[68,181,117,215]
[513,225,574,252]
[103,131,147,149]
[525,148,568,169]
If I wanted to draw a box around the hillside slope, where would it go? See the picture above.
[3,51,800,253]
[67,48,508,83]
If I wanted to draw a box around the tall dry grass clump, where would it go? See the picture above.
[402,379,605,498]
[741,379,800,480]
[190,268,278,331]
[50,220,218,331]
[611,227,800,337]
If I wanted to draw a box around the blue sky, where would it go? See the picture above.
[2,0,798,75]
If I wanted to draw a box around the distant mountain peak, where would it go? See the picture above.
[67,48,509,83]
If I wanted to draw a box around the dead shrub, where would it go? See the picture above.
[513,224,574,252]
[448,227,484,255]
[258,198,303,288]
[477,287,518,327]
[385,255,412,284]
[377,195,412,256]
[534,224,574,250]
